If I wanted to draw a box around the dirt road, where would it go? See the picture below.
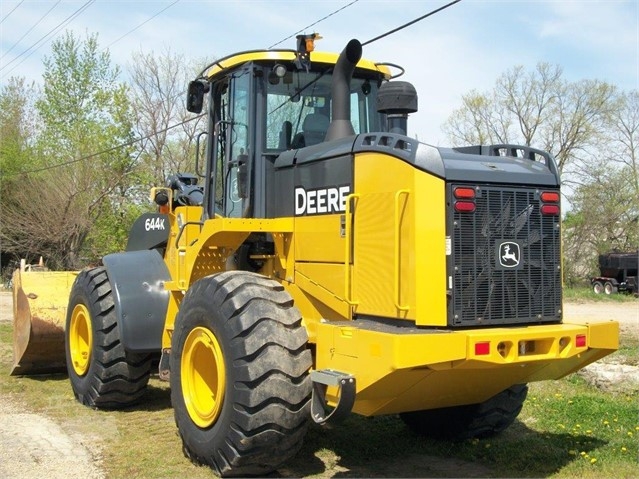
[0,292,103,478]
[563,301,638,340]
[0,291,636,478]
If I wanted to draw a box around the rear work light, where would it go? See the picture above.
[454,187,476,199]
[454,187,476,213]
[455,201,476,213]
[541,204,560,215]
[541,191,560,203]
[540,190,560,215]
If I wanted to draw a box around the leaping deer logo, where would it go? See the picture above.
[499,242,520,267]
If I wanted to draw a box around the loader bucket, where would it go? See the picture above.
[10,268,78,375]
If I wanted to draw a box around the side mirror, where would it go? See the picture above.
[186,80,209,113]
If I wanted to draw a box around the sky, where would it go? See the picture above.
[0,0,637,145]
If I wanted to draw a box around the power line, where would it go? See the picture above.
[3,1,461,179]
[0,114,205,180]
[267,0,360,49]
[1,0,94,73]
[0,0,95,78]
[363,0,462,46]
[104,0,180,50]
[1,1,61,62]
[0,0,24,25]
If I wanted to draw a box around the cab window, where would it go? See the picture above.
[265,68,381,151]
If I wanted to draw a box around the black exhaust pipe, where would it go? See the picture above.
[325,39,362,142]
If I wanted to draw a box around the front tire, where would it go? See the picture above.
[400,384,528,440]
[170,271,312,477]
[65,267,153,408]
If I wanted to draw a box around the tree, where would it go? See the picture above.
[443,62,616,174]
[543,79,616,179]
[0,77,38,178]
[0,77,39,277]
[605,90,639,195]
[562,165,638,284]
[444,65,636,285]
[0,31,136,269]
[128,48,205,186]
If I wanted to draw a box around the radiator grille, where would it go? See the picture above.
[450,185,562,326]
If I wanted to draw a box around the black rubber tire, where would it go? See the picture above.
[400,384,528,440]
[592,281,604,294]
[604,281,616,295]
[170,271,312,477]
[65,267,153,408]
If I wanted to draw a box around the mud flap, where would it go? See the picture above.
[102,250,170,353]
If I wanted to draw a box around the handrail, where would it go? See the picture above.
[344,193,360,306]
[175,221,205,248]
[394,190,410,311]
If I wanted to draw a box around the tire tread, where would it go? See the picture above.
[66,267,152,409]
[171,271,312,477]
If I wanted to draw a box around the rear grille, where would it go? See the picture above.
[449,185,561,327]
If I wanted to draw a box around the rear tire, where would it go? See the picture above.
[65,267,153,408]
[592,281,603,294]
[603,281,616,295]
[170,271,312,477]
[400,384,528,440]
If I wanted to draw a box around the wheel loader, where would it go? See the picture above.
[12,36,618,476]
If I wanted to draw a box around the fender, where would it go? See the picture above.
[102,249,171,353]
[126,213,169,251]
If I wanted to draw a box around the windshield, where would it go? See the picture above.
[264,67,382,151]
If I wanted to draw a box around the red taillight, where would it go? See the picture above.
[454,187,476,199]
[455,201,476,213]
[540,191,560,203]
[576,334,587,348]
[541,204,560,215]
[475,341,490,355]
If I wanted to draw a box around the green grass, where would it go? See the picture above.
[563,286,638,302]
[1,322,638,478]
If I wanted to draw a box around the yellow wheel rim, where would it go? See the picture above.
[69,304,93,376]
[181,326,226,428]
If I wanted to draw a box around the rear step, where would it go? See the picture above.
[310,369,356,425]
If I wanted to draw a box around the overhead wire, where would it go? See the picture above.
[3,0,462,180]
[1,0,61,62]
[1,0,189,180]
[0,114,205,180]
[104,0,180,50]
[267,0,360,49]
[0,0,96,77]
[0,0,25,26]
[363,0,462,46]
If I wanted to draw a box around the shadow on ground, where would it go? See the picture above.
[278,415,606,478]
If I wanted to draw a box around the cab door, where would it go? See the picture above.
[222,68,253,218]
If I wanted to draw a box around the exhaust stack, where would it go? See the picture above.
[325,39,362,142]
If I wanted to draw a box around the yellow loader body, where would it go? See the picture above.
[151,145,619,418]
[22,39,621,476]
[315,318,618,416]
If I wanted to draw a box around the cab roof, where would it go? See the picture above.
[203,49,391,80]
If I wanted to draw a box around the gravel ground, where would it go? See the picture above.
[0,291,636,478]
[563,301,639,390]
[0,399,104,479]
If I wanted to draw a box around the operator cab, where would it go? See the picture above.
[186,36,391,221]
